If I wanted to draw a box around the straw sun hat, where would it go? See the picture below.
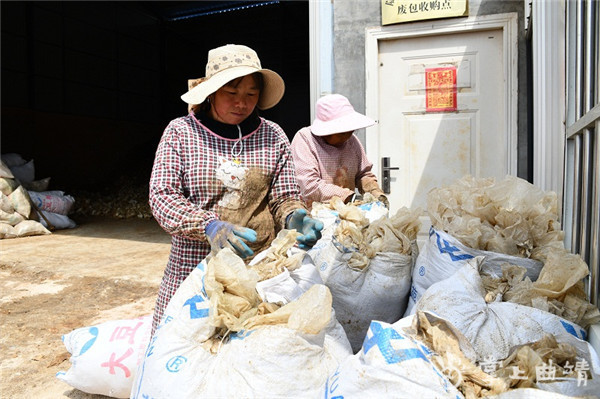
[181,44,285,110]
[310,94,377,136]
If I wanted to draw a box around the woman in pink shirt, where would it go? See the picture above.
[290,94,388,208]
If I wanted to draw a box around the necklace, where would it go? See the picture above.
[231,125,243,163]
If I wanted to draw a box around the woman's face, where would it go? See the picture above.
[323,131,354,147]
[209,75,260,125]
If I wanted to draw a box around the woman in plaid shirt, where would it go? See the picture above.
[149,44,323,335]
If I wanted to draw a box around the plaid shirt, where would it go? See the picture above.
[149,114,304,334]
[290,127,384,207]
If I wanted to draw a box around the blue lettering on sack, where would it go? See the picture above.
[184,295,209,319]
[418,265,426,276]
[435,233,474,261]
[163,315,173,325]
[324,367,344,399]
[410,285,417,301]
[363,322,427,365]
[320,261,328,271]
[145,334,158,358]
[560,320,586,340]
[166,355,187,372]
[78,326,99,355]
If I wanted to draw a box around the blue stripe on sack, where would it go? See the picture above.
[201,275,207,297]
[78,327,99,355]
[435,232,474,261]
[363,322,428,365]
[560,320,586,340]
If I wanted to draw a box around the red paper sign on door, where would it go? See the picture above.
[425,67,457,112]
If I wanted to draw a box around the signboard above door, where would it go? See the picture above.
[381,0,468,25]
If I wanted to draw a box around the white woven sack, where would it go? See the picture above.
[416,257,598,368]
[322,319,464,399]
[132,257,352,399]
[0,161,14,179]
[56,315,152,398]
[28,190,75,215]
[250,245,324,302]
[40,210,77,229]
[404,227,543,316]
[308,239,413,353]
[9,159,35,183]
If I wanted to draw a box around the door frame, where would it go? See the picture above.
[365,13,519,179]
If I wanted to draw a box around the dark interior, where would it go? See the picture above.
[1,1,310,201]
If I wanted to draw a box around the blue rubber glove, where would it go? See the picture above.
[205,220,257,258]
[286,209,324,249]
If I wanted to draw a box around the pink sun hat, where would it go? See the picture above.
[310,94,377,136]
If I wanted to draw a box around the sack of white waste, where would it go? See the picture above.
[0,160,15,179]
[131,247,352,399]
[8,185,32,219]
[409,311,600,398]
[495,247,600,329]
[309,238,415,353]
[308,199,422,352]
[406,174,569,316]
[1,153,35,183]
[487,389,591,399]
[310,193,389,241]
[416,257,599,367]
[0,222,17,239]
[427,175,564,257]
[13,219,51,237]
[405,227,543,316]
[0,177,18,196]
[56,315,152,398]
[321,318,465,398]
[39,210,77,229]
[28,190,75,215]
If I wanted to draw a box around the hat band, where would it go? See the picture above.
[206,55,261,78]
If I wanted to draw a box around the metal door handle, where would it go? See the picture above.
[381,157,399,194]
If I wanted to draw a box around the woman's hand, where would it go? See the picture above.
[286,209,324,249]
[205,220,257,258]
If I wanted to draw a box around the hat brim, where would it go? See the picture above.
[310,112,377,136]
[181,66,285,110]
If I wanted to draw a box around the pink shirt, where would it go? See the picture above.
[290,127,383,207]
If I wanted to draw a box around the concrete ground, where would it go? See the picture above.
[0,216,171,399]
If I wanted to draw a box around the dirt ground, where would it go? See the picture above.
[0,216,172,399]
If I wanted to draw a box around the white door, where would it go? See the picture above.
[366,15,518,246]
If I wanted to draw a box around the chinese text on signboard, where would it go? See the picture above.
[381,0,468,25]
